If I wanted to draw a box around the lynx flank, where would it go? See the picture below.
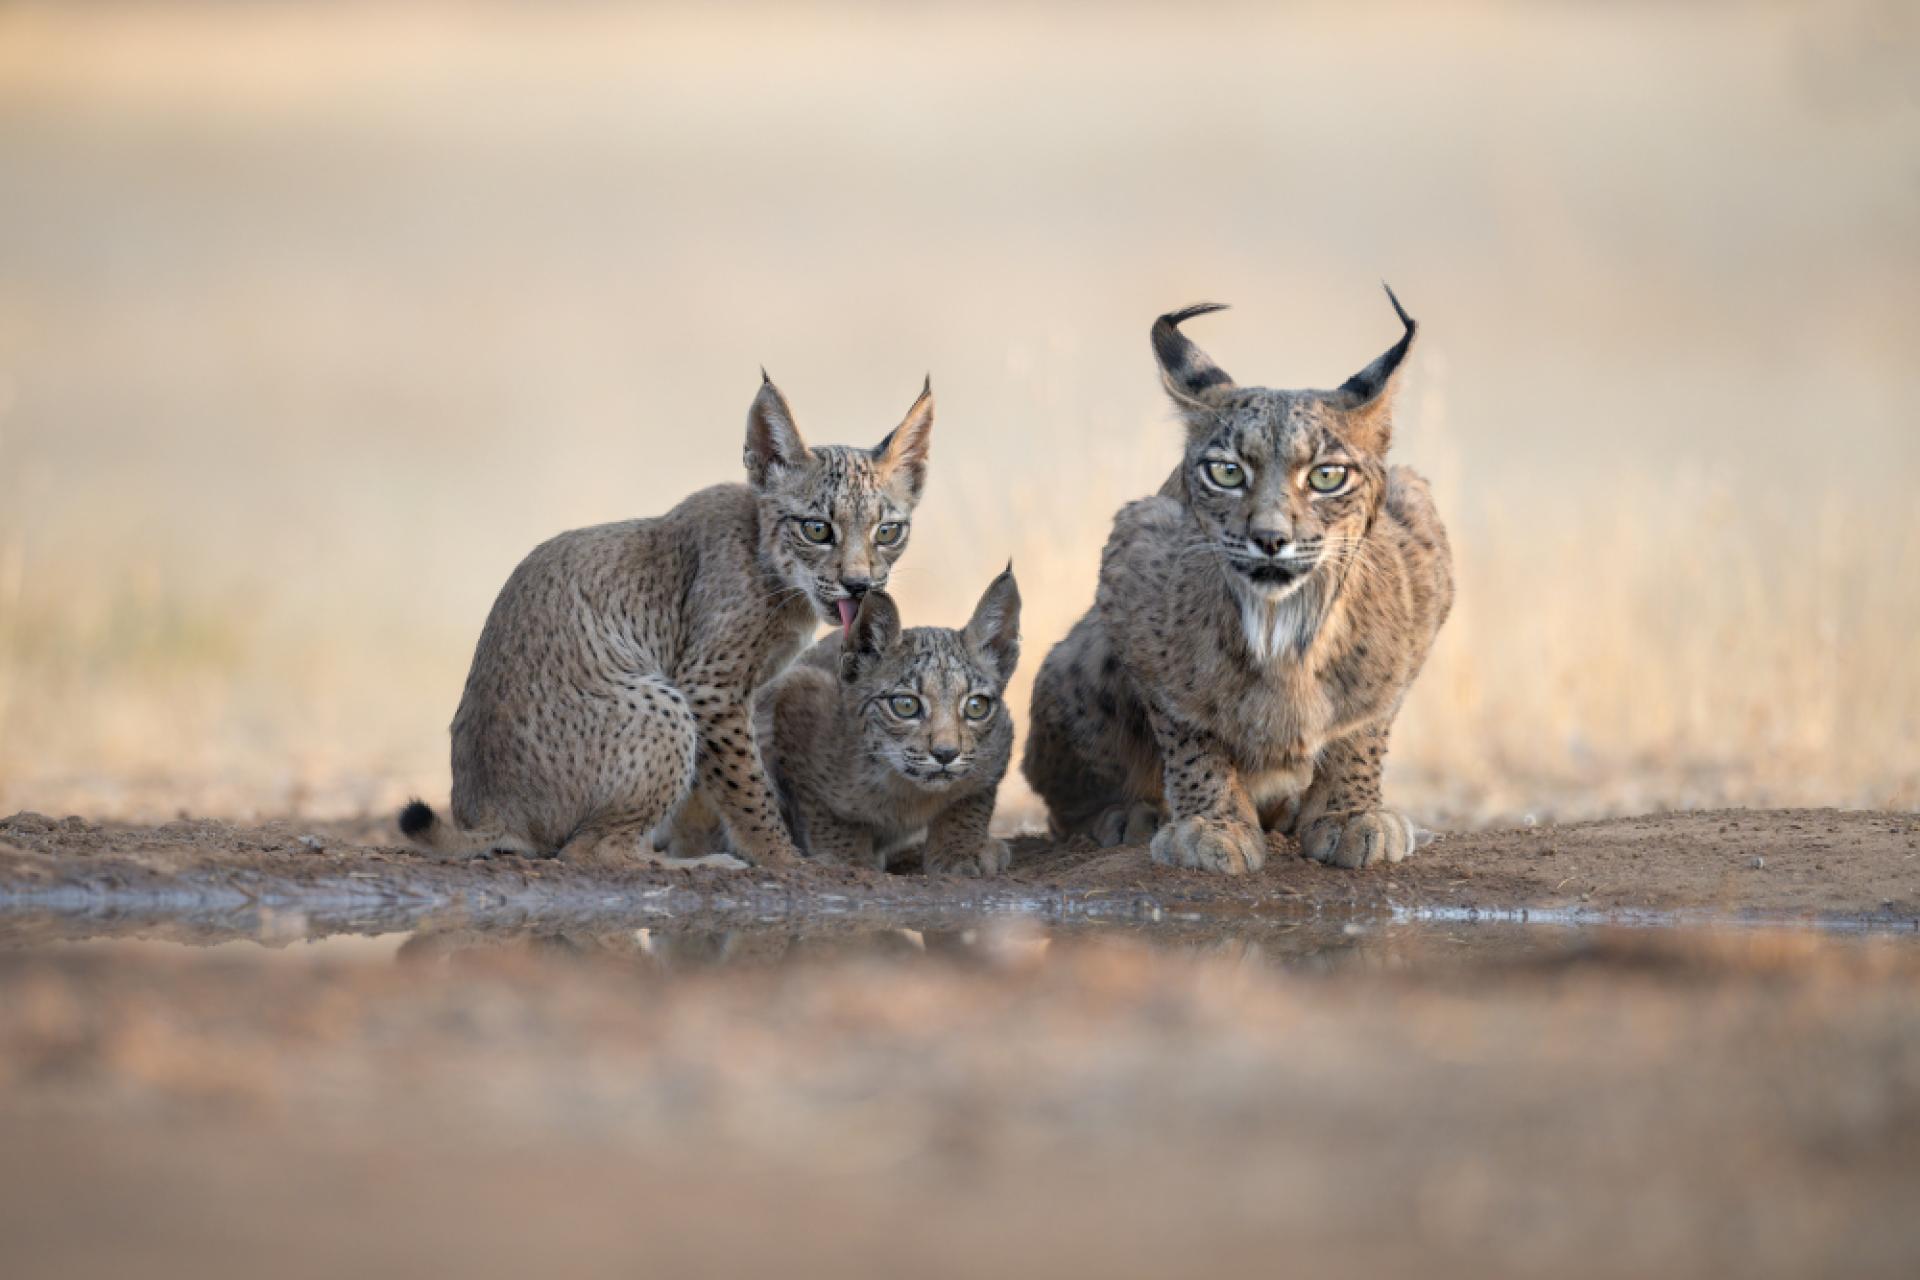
[1023,289,1452,873]
[399,375,934,867]
[748,570,1021,876]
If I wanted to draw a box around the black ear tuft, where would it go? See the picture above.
[1151,302,1235,407]
[1338,283,1418,404]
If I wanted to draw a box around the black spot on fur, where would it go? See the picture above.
[1184,366,1231,391]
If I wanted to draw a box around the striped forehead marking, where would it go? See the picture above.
[879,629,994,695]
[801,446,906,521]
[1216,395,1337,466]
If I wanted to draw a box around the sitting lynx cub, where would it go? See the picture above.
[750,569,1021,876]
[1023,289,1452,872]
[399,374,934,866]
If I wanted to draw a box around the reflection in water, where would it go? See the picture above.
[4,909,1594,979]
[393,922,998,974]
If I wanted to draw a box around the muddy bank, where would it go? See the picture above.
[0,807,1915,932]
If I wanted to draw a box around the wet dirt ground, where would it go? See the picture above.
[2,807,1917,1278]
[2,806,1916,929]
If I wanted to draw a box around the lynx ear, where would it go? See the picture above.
[1152,303,1235,430]
[839,591,903,683]
[963,563,1021,684]
[1334,284,1417,453]
[873,377,934,503]
[744,371,809,489]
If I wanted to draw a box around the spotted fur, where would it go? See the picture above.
[746,570,1020,876]
[1023,289,1453,872]
[399,375,934,867]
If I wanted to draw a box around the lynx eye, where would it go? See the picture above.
[874,521,905,547]
[1307,464,1349,494]
[887,694,923,719]
[798,518,834,544]
[963,693,995,721]
[1204,460,1246,489]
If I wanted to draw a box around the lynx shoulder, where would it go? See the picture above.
[400,375,935,868]
[1023,290,1453,872]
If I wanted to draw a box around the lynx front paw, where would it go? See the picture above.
[740,840,802,869]
[1149,816,1267,875]
[1091,802,1161,848]
[1301,808,1418,870]
[926,838,1011,878]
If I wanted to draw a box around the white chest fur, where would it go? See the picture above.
[1237,587,1318,665]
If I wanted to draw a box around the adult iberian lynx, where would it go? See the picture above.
[1023,290,1452,872]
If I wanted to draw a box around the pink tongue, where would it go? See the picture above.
[837,598,858,636]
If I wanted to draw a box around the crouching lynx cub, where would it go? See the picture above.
[750,569,1021,876]
[1023,289,1453,872]
[399,374,934,866]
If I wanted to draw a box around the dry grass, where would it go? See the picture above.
[0,0,1915,826]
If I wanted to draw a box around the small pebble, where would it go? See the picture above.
[1749,856,1765,870]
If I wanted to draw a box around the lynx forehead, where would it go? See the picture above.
[1024,286,1453,874]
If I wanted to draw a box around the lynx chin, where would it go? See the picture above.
[399,374,935,868]
[1023,287,1453,873]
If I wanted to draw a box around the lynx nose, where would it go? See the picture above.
[1249,528,1290,557]
[930,744,960,766]
[840,577,873,599]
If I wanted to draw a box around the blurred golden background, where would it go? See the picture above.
[0,0,1915,828]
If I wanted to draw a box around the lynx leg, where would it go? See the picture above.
[923,791,1010,877]
[685,688,804,866]
[655,791,728,859]
[550,681,702,867]
[1090,801,1161,848]
[559,814,670,869]
[1022,628,1145,839]
[1144,705,1267,875]
[788,792,880,870]
[1297,724,1418,870]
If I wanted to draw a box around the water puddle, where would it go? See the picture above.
[4,902,1913,981]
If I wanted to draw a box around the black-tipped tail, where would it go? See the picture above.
[398,799,437,839]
